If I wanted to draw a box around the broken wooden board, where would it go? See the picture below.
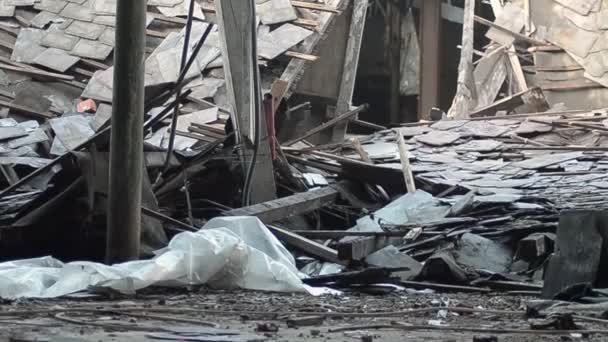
[395,129,416,193]
[470,87,550,118]
[223,185,339,223]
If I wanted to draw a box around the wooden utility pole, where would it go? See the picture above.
[107,0,146,263]
[419,0,442,121]
[216,0,277,204]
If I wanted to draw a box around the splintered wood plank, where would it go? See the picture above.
[0,62,74,81]
[331,0,369,142]
[284,51,318,61]
[395,130,416,193]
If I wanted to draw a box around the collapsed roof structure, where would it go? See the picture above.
[1,0,608,340]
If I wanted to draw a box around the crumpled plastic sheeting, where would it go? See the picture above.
[0,217,306,299]
[347,190,451,234]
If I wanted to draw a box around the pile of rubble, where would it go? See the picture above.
[0,0,339,255]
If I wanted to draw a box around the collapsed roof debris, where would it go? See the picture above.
[3,0,608,340]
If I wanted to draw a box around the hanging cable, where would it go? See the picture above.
[162,0,196,176]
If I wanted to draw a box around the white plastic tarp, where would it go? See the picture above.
[0,217,309,299]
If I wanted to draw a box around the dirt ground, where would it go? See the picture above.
[0,289,605,342]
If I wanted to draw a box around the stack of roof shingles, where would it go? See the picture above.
[11,0,117,73]
[0,0,339,185]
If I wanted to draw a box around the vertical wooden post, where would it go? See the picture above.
[216,0,277,204]
[419,0,442,121]
[107,0,146,263]
[447,0,476,119]
[330,0,369,143]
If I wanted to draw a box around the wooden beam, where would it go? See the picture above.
[419,0,442,120]
[224,186,339,223]
[284,51,319,61]
[330,0,369,142]
[80,58,110,70]
[294,18,319,29]
[350,119,387,131]
[286,153,343,174]
[290,1,339,13]
[283,104,369,146]
[147,12,188,25]
[270,79,289,114]
[268,224,346,265]
[0,62,74,81]
[142,206,197,232]
[72,67,94,78]
[352,137,371,162]
[146,29,168,38]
